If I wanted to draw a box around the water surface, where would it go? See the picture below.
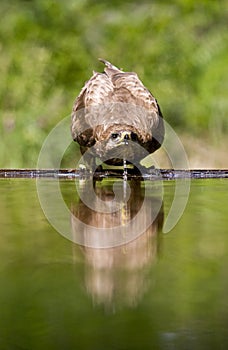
[0,178,228,349]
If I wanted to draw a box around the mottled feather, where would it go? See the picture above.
[71,59,164,165]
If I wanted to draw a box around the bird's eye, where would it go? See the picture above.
[131,132,138,141]
[111,133,119,139]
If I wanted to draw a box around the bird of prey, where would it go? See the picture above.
[71,59,164,169]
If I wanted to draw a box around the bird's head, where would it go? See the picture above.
[109,130,138,145]
[103,129,140,153]
[94,128,143,165]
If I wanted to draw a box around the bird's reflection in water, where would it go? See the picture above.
[71,179,163,310]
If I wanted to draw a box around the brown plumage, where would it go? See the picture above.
[71,59,164,167]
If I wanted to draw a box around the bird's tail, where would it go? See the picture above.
[99,58,122,72]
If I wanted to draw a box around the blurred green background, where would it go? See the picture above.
[0,0,228,168]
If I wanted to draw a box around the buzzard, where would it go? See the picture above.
[71,59,164,169]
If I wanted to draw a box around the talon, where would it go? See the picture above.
[79,164,87,170]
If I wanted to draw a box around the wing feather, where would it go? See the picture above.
[71,72,113,144]
[71,59,164,153]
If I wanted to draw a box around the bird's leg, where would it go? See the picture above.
[141,164,161,177]
[79,152,105,175]
[132,162,160,177]
[78,151,96,173]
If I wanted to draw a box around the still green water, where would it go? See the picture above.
[0,178,228,350]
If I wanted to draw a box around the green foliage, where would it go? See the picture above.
[0,0,227,166]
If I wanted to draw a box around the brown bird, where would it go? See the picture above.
[71,59,164,169]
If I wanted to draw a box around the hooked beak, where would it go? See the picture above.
[119,131,138,145]
[120,131,131,144]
